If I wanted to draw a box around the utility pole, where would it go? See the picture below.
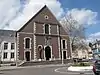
[62,50,64,64]
[0,35,4,65]
[15,33,18,67]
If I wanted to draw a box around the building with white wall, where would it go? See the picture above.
[0,30,16,62]
[72,47,93,59]
[90,40,100,59]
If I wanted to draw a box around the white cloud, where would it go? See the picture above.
[65,8,99,43]
[0,0,64,30]
[87,32,100,43]
[66,8,98,26]
[0,0,21,29]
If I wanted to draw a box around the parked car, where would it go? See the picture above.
[93,60,100,75]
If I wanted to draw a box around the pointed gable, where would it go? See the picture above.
[33,5,60,24]
[18,5,60,32]
[17,5,68,36]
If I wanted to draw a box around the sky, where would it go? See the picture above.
[58,0,100,42]
[0,0,100,42]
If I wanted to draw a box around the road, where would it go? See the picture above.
[0,65,94,75]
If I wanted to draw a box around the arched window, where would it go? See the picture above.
[24,38,31,49]
[45,24,49,34]
[38,45,43,59]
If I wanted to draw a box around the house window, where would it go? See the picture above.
[25,38,31,49]
[38,45,43,59]
[62,40,65,49]
[3,52,7,59]
[45,24,49,34]
[62,39,67,49]
[11,52,14,58]
[4,43,8,50]
[11,43,15,50]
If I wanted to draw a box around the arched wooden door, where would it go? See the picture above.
[45,46,51,60]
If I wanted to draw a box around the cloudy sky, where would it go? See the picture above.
[0,0,100,42]
[59,0,100,42]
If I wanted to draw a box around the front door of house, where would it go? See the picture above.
[25,51,30,61]
[45,46,51,60]
[63,51,66,59]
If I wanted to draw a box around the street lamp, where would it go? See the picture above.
[62,50,64,64]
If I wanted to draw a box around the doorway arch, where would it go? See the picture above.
[25,51,30,61]
[45,46,51,60]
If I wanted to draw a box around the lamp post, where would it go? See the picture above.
[62,50,64,64]
[0,35,4,65]
[15,33,18,67]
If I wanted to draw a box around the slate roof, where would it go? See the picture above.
[0,29,16,37]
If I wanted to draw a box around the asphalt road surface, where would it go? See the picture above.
[0,65,94,75]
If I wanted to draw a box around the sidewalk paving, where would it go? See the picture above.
[0,66,22,71]
[0,64,68,71]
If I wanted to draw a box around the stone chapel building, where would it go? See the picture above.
[16,5,71,61]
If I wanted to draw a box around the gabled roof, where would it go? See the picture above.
[17,5,61,32]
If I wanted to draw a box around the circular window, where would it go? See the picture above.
[44,15,49,19]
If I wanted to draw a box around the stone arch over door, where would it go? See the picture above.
[45,46,51,60]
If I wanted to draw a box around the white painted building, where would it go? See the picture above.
[72,47,93,59]
[0,30,16,62]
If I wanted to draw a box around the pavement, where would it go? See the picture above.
[0,64,68,71]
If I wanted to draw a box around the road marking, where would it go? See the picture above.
[54,67,94,75]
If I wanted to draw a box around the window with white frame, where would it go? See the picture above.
[24,38,31,49]
[62,40,65,49]
[62,39,67,49]
[4,43,8,50]
[3,52,8,59]
[11,52,14,58]
[45,24,50,34]
[11,43,15,50]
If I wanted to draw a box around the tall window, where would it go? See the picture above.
[11,52,14,58]
[45,24,49,34]
[25,38,31,49]
[3,52,8,59]
[62,40,65,49]
[4,43,8,50]
[11,43,15,50]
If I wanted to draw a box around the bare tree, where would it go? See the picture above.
[60,14,86,52]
